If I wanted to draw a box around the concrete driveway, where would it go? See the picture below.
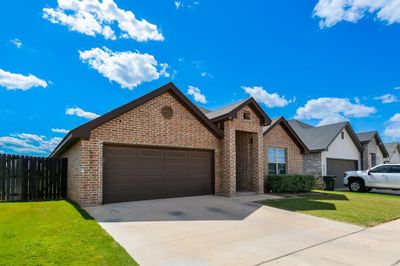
[85,195,400,266]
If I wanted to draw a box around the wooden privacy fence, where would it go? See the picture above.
[0,154,67,202]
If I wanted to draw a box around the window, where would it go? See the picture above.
[390,165,400,173]
[370,165,390,173]
[341,131,344,139]
[267,147,287,175]
[371,153,377,167]
[243,111,251,120]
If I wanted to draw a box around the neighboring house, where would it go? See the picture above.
[356,131,389,169]
[384,142,400,164]
[288,120,363,188]
[51,83,272,206]
[263,117,308,176]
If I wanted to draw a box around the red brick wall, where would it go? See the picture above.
[61,141,83,203]
[263,123,304,174]
[222,106,264,194]
[63,91,222,206]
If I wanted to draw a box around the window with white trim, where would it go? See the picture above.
[267,147,287,175]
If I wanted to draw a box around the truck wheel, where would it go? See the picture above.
[349,179,364,192]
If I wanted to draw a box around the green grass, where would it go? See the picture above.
[262,190,400,227]
[0,200,138,266]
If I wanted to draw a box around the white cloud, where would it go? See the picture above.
[10,38,22,48]
[374,93,398,103]
[385,113,400,138]
[66,107,99,120]
[389,113,400,123]
[51,128,70,134]
[0,69,48,91]
[174,1,200,10]
[0,133,62,154]
[43,0,164,42]
[187,85,207,104]
[295,97,376,126]
[242,86,291,108]
[313,0,400,28]
[394,86,400,90]
[79,47,169,89]
[175,1,182,10]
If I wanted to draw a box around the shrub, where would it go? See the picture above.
[266,174,315,193]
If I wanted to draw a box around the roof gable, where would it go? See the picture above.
[51,82,223,157]
[357,131,376,143]
[357,131,389,157]
[205,98,271,126]
[385,142,400,156]
[288,120,363,152]
[263,117,309,153]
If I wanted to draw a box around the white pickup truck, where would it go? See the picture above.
[344,164,400,192]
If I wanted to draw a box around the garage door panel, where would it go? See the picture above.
[190,150,210,158]
[104,146,134,156]
[165,150,188,158]
[137,148,163,158]
[103,175,164,185]
[103,145,213,203]
[327,158,358,188]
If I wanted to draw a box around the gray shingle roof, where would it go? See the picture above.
[288,119,348,151]
[356,131,376,143]
[205,99,248,120]
[356,131,389,156]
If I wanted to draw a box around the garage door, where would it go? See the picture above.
[103,145,213,204]
[327,159,358,188]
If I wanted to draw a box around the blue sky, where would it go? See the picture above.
[1,0,400,155]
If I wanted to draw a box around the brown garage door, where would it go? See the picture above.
[327,159,358,188]
[103,145,213,204]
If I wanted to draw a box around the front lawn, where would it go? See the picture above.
[262,190,400,227]
[0,201,137,266]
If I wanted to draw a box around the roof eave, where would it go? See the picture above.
[49,82,224,156]
[49,133,76,158]
[210,98,271,126]
[263,117,310,154]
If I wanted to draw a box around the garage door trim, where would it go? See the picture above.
[102,143,215,203]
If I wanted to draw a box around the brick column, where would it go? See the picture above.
[252,130,264,193]
[222,121,236,195]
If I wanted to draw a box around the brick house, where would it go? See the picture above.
[356,131,389,169]
[263,117,308,176]
[51,83,305,206]
[288,119,363,188]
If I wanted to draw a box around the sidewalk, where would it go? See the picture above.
[265,218,400,266]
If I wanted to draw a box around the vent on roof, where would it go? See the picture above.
[161,106,173,119]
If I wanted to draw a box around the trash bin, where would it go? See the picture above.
[323,175,336,191]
